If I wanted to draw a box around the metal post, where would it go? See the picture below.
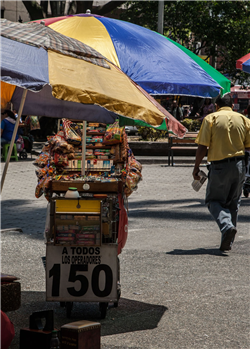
[158,1,164,35]
[1,89,27,193]
[81,121,86,176]
[57,119,61,132]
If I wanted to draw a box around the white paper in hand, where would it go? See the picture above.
[192,170,208,192]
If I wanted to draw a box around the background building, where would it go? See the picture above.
[1,1,120,22]
[1,1,30,22]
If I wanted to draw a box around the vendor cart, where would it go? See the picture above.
[46,180,124,319]
[41,121,139,319]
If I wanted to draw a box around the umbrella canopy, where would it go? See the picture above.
[236,53,250,74]
[0,19,186,137]
[1,19,187,192]
[32,14,229,98]
[165,37,231,95]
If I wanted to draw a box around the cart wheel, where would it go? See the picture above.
[66,302,73,318]
[20,150,27,159]
[60,302,65,307]
[99,302,108,319]
[114,282,121,308]
[243,189,249,198]
[114,257,121,308]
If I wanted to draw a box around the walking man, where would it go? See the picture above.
[192,94,250,252]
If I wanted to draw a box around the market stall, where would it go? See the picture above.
[34,119,142,318]
[0,19,187,192]
[1,19,186,319]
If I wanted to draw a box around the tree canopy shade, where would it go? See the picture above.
[121,1,250,84]
[23,1,126,19]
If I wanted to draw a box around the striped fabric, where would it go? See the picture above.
[0,19,110,69]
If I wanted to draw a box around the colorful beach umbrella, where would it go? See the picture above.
[1,19,186,134]
[236,53,250,74]
[0,19,187,190]
[32,14,230,97]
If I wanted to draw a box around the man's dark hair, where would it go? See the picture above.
[4,109,16,120]
[215,94,233,108]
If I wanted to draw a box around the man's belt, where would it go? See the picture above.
[211,156,245,164]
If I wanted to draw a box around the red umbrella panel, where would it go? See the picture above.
[236,53,250,74]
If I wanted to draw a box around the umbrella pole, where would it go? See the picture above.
[81,121,86,176]
[0,89,27,193]
[158,1,164,35]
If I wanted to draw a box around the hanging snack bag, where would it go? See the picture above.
[103,121,124,145]
[71,122,83,138]
[33,152,50,168]
[35,176,46,198]
[54,152,69,167]
[35,167,48,179]
[129,157,143,172]
[62,118,82,145]
[43,175,53,201]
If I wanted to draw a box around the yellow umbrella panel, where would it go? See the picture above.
[48,50,166,127]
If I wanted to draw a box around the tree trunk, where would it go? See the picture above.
[23,0,126,21]
[22,1,44,20]
[40,1,48,17]
[76,1,93,14]
[95,1,126,15]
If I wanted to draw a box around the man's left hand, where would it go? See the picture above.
[193,167,200,180]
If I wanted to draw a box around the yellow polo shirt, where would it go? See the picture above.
[195,107,250,162]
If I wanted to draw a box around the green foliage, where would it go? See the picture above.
[137,127,168,141]
[181,119,201,132]
[121,1,250,84]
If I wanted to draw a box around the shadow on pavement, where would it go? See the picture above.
[8,292,167,349]
[128,198,250,223]
[1,198,249,239]
[166,239,250,257]
[166,248,229,257]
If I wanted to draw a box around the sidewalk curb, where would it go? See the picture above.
[0,228,23,233]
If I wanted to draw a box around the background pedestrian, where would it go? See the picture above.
[193,94,250,252]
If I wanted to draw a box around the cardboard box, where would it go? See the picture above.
[61,320,101,349]
[20,329,57,349]
[1,281,21,312]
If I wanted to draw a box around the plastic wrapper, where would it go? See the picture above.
[47,166,55,176]
[61,145,75,154]
[124,154,143,197]
[35,167,47,179]
[129,157,142,172]
[35,176,46,198]
[43,175,52,192]
[44,203,52,242]
[43,176,53,201]
[125,171,141,191]
[71,122,83,137]
[48,133,64,146]
[49,136,75,155]
[103,121,124,145]
[41,142,51,153]
[120,128,129,161]
[124,187,133,197]
[54,152,68,167]
[62,118,82,145]
[67,152,75,159]
[33,152,49,168]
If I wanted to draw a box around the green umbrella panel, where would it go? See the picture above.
[163,36,231,96]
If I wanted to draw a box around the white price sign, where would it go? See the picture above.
[46,244,118,302]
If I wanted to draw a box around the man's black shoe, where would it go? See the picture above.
[219,227,237,252]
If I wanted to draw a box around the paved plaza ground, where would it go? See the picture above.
[1,158,250,349]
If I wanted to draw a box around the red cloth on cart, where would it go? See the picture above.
[1,310,15,349]
[118,194,128,254]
